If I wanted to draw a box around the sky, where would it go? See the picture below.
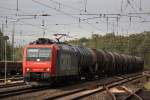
[0,0,150,46]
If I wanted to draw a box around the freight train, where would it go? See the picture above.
[23,38,144,85]
[0,61,22,76]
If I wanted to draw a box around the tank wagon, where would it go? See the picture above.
[0,61,22,76]
[23,38,144,85]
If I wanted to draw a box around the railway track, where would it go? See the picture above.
[0,75,24,89]
[123,88,143,100]
[44,73,145,100]
[0,85,45,99]
[0,76,23,83]
[0,71,147,100]
[0,81,25,88]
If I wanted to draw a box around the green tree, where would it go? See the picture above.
[14,46,23,61]
[138,32,150,66]
[0,30,12,61]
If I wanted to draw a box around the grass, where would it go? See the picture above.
[144,82,150,90]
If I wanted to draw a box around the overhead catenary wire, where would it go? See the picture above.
[0,0,149,42]
[127,0,136,12]
[0,11,58,37]
[0,6,17,12]
[19,20,56,33]
[49,0,84,12]
[0,6,32,16]
[1,15,101,36]
[78,9,150,34]
[32,0,79,19]
[79,13,129,33]
[32,0,103,32]
[129,0,139,12]
[130,0,142,12]
[0,0,145,31]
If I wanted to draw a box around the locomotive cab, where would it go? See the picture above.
[23,44,57,84]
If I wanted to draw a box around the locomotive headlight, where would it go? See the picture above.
[26,68,30,71]
[46,68,50,71]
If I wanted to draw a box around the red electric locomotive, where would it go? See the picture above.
[23,44,58,84]
[23,38,80,85]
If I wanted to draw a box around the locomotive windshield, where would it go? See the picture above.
[27,48,51,61]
